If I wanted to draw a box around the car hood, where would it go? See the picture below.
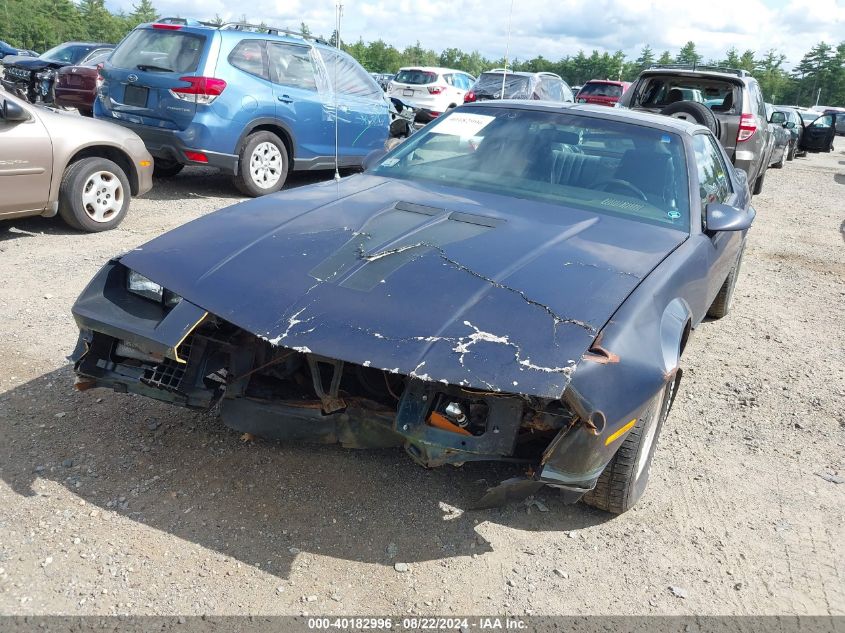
[1,56,58,70]
[120,175,687,398]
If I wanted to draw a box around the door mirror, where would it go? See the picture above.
[769,111,786,125]
[362,149,387,171]
[0,98,29,122]
[785,121,795,129]
[705,202,755,232]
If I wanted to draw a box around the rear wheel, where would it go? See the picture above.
[707,241,745,319]
[660,101,719,135]
[772,144,786,168]
[153,159,185,178]
[234,131,288,197]
[786,139,795,161]
[752,169,766,195]
[582,379,677,514]
[58,157,130,232]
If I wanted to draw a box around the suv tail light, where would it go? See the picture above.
[169,76,227,105]
[737,113,757,142]
[464,91,476,103]
[427,85,446,95]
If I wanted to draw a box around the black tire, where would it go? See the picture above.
[752,169,766,195]
[58,157,130,232]
[786,140,795,161]
[153,159,185,178]
[660,101,719,134]
[582,378,677,514]
[234,131,288,197]
[707,242,745,319]
[772,144,786,168]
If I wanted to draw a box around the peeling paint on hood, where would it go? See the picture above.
[120,175,687,398]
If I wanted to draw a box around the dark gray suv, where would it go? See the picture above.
[618,65,772,195]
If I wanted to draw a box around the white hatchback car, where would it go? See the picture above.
[387,66,475,122]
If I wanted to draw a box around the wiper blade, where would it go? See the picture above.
[136,64,173,73]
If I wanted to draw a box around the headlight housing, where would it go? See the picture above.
[127,270,182,308]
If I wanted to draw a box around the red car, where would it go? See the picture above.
[54,49,112,116]
[575,80,631,107]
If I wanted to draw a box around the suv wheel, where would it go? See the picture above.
[58,157,130,232]
[752,169,766,195]
[660,101,719,135]
[234,131,288,197]
[153,159,185,178]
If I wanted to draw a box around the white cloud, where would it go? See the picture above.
[107,0,845,68]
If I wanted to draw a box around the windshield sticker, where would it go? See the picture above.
[430,113,496,137]
[667,210,681,220]
[661,134,672,143]
[380,157,400,167]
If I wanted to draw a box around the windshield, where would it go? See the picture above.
[370,107,690,230]
[579,82,623,98]
[110,29,205,73]
[41,44,96,64]
[473,73,532,98]
[394,69,437,85]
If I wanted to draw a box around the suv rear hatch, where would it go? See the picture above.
[99,25,211,131]
[388,68,439,105]
[626,72,744,157]
[467,73,531,100]
[576,81,624,106]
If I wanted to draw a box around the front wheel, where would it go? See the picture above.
[58,157,130,232]
[234,131,288,197]
[786,140,795,161]
[582,379,677,514]
[707,241,745,319]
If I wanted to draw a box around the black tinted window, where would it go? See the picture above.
[229,40,267,80]
[394,69,436,85]
[579,82,623,97]
[111,29,205,73]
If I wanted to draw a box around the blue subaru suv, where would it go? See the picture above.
[95,19,390,196]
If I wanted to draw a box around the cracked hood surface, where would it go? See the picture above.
[120,175,687,398]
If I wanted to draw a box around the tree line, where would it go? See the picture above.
[1,0,843,107]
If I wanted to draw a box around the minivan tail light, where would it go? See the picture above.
[169,76,227,105]
[152,23,182,30]
[737,113,757,142]
[427,85,446,95]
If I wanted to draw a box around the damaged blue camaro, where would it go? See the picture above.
[71,102,755,514]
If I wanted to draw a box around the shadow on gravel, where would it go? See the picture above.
[143,167,356,202]
[0,219,85,241]
[0,366,610,579]
[834,173,845,185]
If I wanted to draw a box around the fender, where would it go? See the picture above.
[234,118,297,159]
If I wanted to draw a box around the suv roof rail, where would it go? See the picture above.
[153,17,330,44]
[647,63,750,77]
[216,21,329,44]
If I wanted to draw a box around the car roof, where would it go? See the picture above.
[636,68,747,84]
[462,99,707,135]
[583,79,629,85]
[397,66,468,73]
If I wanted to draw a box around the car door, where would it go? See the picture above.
[267,41,335,160]
[317,48,389,162]
[799,113,836,152]
[0,96,52,216]
[692,133,743,303]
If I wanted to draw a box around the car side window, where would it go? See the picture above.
[319,49,382,99]
[811,114,833,128]
[229,40,268,80]
[268,42,317,91]
[693,134,733,227]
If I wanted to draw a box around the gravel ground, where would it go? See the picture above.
[0,147,843,617]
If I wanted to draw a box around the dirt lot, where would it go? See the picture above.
[0,148,843,617]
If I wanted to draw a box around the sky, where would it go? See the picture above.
[108,0,845,68]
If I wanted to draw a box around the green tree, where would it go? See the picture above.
[676,41,701,65]
[127,0,157,27]
[657,50,673,65]
[634,44,655,73]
